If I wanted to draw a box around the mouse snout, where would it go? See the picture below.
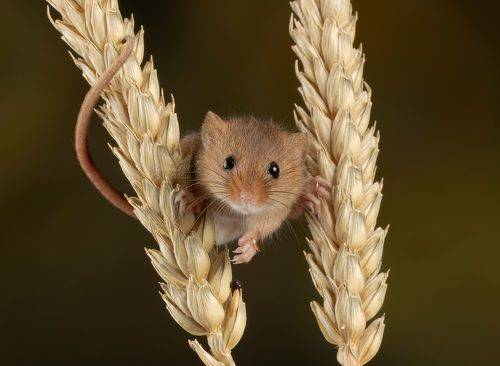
[227,177,265,214]
[239,190,256,205]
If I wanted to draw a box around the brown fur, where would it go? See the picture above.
[191,112,307,246]
[74,42,323,264]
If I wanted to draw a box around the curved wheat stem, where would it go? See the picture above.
[290,1,388,364]
[46,1,246,365]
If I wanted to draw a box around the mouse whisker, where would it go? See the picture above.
[188,182,226,191]
[213,201,231,218]
[269,192,311,213]
[267,197,292,211]
[192,199,220,226]
[276,165,302,176]
[256,166,271,186]
[198,164,229,183]
[268,190,302,196]
[175,181,226,194]
[283,218,305,248]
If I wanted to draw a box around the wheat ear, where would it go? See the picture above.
[46,1,246,365]
[290,1,388,364]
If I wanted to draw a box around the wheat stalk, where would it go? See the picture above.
[290,0,388,364]
[46,1,246,365]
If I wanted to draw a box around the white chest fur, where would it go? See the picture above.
[210,210,248,245]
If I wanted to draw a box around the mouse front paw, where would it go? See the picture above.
[174,188,201,217]
[293,176,332,216]
[232,232,261,265]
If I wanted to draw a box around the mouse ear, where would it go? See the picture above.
[202,111,227,143]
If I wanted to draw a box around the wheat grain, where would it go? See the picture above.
[46,1,245,365]
[290,0,388,364]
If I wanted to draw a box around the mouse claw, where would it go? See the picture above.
[305,201,315,215]
[232,233,260,264]
[232,252,255,265]
[233,246,247,254]
[314,176,333,190]
[305,192,321,215]
[306,176,332,214]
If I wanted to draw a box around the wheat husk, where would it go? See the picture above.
[290,0,388,364]
[47,1,246,364]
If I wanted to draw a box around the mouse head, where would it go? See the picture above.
[197,112,307,215]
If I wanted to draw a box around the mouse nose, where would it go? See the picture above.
[239,190,255,204]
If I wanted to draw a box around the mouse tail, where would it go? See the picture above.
[75,37,136,218]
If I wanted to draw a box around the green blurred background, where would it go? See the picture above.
[1,1,499,365]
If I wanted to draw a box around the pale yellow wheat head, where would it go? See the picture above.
[291,0,388,365]
[46,1,246,365]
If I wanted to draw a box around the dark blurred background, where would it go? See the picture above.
[1,1,499,365]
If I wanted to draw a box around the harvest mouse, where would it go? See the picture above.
[176,112,330,264]
[73,39,330,264]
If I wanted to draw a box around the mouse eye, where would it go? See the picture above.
[224,155,236,170]
[268,162,280,179]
